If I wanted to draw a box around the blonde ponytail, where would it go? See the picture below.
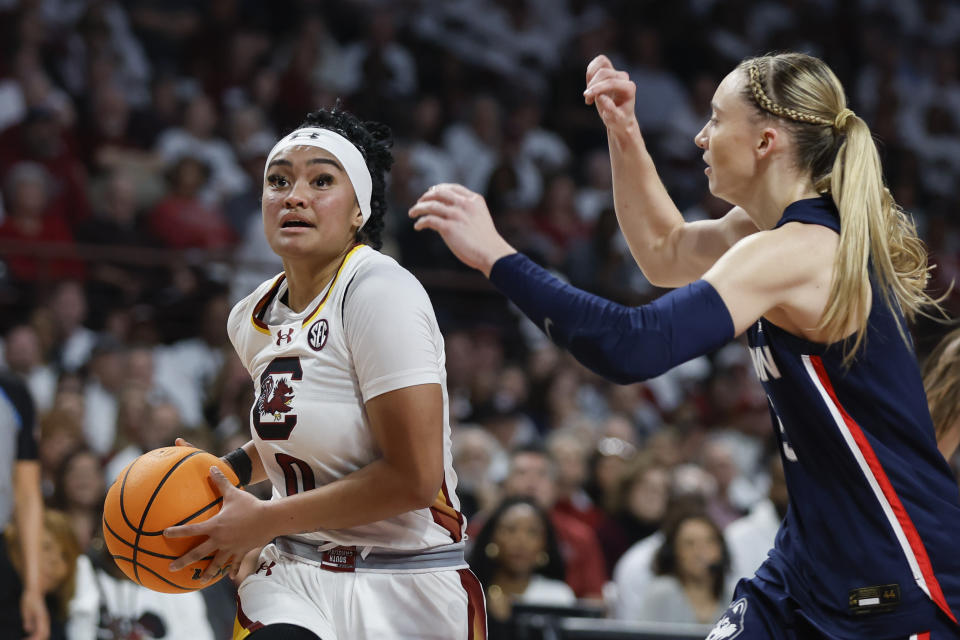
[740,53,939,364]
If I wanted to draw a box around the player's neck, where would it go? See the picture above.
[282,244,354,312]
[739,170,819,230]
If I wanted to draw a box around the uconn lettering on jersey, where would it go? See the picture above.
[750,344,781,381]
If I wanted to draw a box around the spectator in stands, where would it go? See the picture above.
[5,509,81,640]
[50,448,106,552]
[443,95,502,194]
[0,162,84,284]
[725,454,788,583]
[70,525,217,639]
[0,105,90,225]
[699,438,747,529]
[104,399,183,486]
[597,453,670,575]
[154,93,246,203]
[36,408,85,498]
[547,428,604,531]
[74,169,157,318]
[336,6,418,106]
[923,326,960,461]
[467,495,573,625]
[46,282,97,374]
[638,510,732,625]
[451,426,505,522]
[3,325,56,411]
[81,336,127,456]
[500,445,607,600]
[152,291,229,428]
[147,155,236,249]
[586,432,637,515]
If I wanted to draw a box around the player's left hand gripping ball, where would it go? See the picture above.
[165,465,273,583]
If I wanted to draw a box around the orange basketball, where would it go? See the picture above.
[102,446,240,593]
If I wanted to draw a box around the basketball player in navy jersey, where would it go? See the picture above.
[411,53,960,639]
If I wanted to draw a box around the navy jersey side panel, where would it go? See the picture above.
[745,197,960,639]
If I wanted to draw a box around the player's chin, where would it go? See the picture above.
[268,235,319,258]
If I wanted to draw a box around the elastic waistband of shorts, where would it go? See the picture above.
[273,536,468,573]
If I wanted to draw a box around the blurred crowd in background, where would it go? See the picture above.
[1,0,959,638]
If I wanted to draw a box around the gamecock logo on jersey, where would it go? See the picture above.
[706,598,747,640]
[252,357,303,440]
[308,319,329,351]
[258,376,295,420]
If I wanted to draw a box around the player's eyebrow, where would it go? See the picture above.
[266,157,344,171]
[711,102,722,114]
[307,157,343,171]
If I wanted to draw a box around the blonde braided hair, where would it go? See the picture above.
[747,62,835,127]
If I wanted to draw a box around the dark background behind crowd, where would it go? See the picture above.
[1,0,959,638]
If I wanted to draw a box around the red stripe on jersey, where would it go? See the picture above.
[458,568,487,640]
[251,274,286,332]
[811,356,957,624]
[235,594,265,633]
[430,480,464,543]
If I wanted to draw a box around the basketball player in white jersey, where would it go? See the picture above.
[164,107,486,640]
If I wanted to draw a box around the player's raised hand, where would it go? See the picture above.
[164,466,271,583]
[409,184,516,277]
[584,54,638,133]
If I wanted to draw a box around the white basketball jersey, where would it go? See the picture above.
[227,244,464,551]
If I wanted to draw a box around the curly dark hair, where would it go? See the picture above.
[467,496,566,591]
[296,105,394,250]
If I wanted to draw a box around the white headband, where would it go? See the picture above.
[264,127,373,227]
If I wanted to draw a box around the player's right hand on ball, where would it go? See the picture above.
[584,54,638,133]
[164,466,273,583]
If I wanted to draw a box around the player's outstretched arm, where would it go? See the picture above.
[584,55,758,287]
[412,184,822,383]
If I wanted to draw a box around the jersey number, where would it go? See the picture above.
[252,356,303,440]
[276,452,316,495]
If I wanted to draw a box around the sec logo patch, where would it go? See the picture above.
[308,319,329,351]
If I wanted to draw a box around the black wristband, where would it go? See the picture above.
[223,447,252,486]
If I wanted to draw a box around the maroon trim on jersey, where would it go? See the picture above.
[458,568,487,640]
[430,479,464,543]
[235,594,265,633]
[251,274,287,332]
[811,356,958,625]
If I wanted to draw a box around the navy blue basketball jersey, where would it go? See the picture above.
[746,197,960,638]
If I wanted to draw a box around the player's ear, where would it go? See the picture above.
[756,127,777,158]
